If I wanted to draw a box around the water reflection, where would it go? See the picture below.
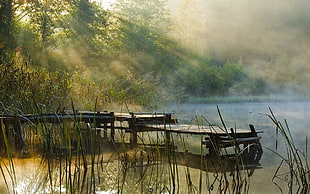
[160,101,310,193]
[2,101,309,193]
[4,136,262,194]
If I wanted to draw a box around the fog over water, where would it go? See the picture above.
[3,102,309,193]
[165,101,310,146]
[161,101,310,193]
[164,0,310,154]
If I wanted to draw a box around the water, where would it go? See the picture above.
[165,101,310,148]
[160,101,310,193]
[2,101,310,193]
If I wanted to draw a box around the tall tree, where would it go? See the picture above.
[114,0,171,51]
[112,0,175,75]
[0,0,15,57]
[16,0,72,69]
[175,0,208,55]
[68,0,108,56]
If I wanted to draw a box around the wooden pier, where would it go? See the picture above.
[0,110,263,172]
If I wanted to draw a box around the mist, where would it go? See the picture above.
[201,0,310,59]
[171,0,310,95]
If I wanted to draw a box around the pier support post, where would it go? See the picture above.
[0,120,5,154]
[103,123,108,139]
[110,122,115,141]
[130,132,138,145]
[13,117,24,150]
[165,130,171,145]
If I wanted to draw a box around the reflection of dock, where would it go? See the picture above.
[97,141,261,176]
[0,110,263,175]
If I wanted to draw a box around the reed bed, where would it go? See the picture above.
[0,106,276,193]
[265,108,309,193]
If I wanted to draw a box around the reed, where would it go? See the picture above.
[0,119,17,194]
[0,103,262,193]
[266,108,309,193]
[200,107,251,194]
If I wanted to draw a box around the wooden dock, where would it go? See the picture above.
[0,110,263,172]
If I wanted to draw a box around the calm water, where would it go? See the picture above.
[160,101,310,193]
[164,101,310,148]
[1,101,309,193]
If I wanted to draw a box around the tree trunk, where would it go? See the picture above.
[0,0,15,57]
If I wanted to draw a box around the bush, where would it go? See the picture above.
[69,70,161,110]
[179,60,266,97]
[0,55,69,113]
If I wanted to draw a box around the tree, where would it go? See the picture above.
[174,0,208,55]
[0,0,15,57]
[112,0,176,74]
[15,0,73,70]
[113,0,171,52]
[67,0,109,56]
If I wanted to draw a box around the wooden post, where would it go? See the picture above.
[13,117,24,150]
[109,112,115,141]
[110,122,115,141]
[165,130,171,146]
[130,132,138,145]
[0,119,5,154]
[207,134,219,155]
[103,123,108,138]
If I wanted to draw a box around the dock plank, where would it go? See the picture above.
[130,124,251,135]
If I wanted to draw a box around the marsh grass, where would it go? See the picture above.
[199,107,252,194]
[0,104,266,194]
[265,108,309,193]
[0,118,17,194]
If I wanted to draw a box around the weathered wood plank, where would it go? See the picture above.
[128,123,252,135]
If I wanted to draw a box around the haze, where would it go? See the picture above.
[168,0,310,95]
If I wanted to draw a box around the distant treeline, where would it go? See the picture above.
[0,0,270,111]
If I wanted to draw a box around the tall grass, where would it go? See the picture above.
[0,117,17,194]
[0,105,265,193]
[198,108,252,194]
[266,108,309,193]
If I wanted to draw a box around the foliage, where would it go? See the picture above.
[175,60,266,98]
[69,70,161,109]
[111,0,175,78]
[0,55,69,113]
[0,0,15,56]
[174,0,208,55]
[0,0,270,110]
